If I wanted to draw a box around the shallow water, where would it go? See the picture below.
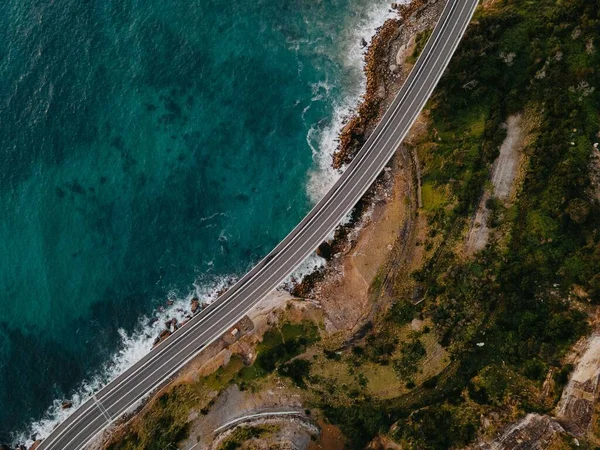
[0,0,396,442]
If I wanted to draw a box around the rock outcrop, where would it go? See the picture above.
[474,414,565,450]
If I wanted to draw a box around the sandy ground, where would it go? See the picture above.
[465,114,526,254]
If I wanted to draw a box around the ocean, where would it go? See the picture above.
[0,0,396,444]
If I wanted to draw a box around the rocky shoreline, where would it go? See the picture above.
[292,0,445,300]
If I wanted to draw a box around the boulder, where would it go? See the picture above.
[316,241,334,260]
[61,401,73,409]
[159,329,171,340]
[191,298,200,314]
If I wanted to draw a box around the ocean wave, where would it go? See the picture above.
[281,252,327,288]
[305,2,400,204]
[12,276,235,448]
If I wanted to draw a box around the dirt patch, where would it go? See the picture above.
[310,151,412,337]
[308,421,346,450]
[491,115,525,201]
[465,114,528,255]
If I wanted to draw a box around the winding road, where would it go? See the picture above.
[36,0,478,448]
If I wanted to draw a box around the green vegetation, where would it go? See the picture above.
[319,0,600,447]
[278,358,312,388]
[106,384,193,450]
[106,1,600,449]
[217,425,276,450]
[394,337,426,379]
[238,321,320,383]
[407,28,433,64]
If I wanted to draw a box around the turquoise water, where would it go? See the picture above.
[0,0,393,442]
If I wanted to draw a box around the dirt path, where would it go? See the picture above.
[465,114,526,254]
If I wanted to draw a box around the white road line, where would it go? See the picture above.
[91,396,111,423]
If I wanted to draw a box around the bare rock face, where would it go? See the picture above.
[316,241,334,260]
[153,328,172,347]
[474,414,565,450]
[191,297,200,314]
[555,333,600,436]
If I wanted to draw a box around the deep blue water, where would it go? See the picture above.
[0,0,393,442]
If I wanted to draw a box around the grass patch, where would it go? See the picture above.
[217,425,277,450]
[407,28,433,64]
[421,181,446,210]
[238,321,320,383]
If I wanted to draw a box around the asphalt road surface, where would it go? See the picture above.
[37,0,478,448]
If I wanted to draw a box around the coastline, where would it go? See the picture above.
[91,0,446,448]
[8,1,413,448]
[7,0,600,447]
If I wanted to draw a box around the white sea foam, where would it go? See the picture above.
[305,2,401,204]
[281,252,327,289]
[12,276,235,448]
